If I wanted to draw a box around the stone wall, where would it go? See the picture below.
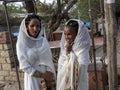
[0,31,24,83]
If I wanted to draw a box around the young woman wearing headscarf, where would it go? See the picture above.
[57,19,91,90]
[16,14,56,90]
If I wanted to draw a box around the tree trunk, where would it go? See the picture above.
[104,0,118,90]
[25,0,37,13]
[88,0,98,89]
[47,0,77,40]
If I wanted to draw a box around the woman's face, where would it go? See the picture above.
[26,18,41,38]
[64,27,77,44]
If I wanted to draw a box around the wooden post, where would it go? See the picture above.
[88,0,98,90]
[3,1,22,90]
[99,0,108,90]
[104,0,118,90]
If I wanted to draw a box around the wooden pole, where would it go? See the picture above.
[104,0,118,90]
[3,1,22,90]
[99,0,108,90]
[100,0,106,55]
[88,0,98,90]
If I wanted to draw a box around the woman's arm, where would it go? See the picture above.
[23,66,54,81]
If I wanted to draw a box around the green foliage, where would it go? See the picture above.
[76,0,120,22]
[1,0,119,27]
[36,2,55,15]
[36,0,79,23]
[36,1,56,23]
[0,3,25,26]
[90,0,101,18]
[0,5,7,26]
[9,17,23,26]
[76,0,89,21]
[115,0,120,14]
[6,3,25,13]
[41,15,52,23]
[76,0,101,22]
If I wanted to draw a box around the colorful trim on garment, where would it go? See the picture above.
[73,59,79,90]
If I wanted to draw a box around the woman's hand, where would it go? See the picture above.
[42,71,54,82]
[40,79,47,90]
[65,41,73,54]
[41,71,54,88]
[32,70,54,82]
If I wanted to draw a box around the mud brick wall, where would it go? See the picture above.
[0,31,24,82]
[88,63,108,90]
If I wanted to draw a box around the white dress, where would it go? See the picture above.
[57,19,90,90]
[16,18,56,90]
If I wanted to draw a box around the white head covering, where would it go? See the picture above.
[60,19,90,64]
[16,15,56,76]
[57,19,90,90]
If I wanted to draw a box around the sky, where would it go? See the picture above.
[17,0,54,7]
[40,0,54,4]
[17,0,54,5]
[0,0,54,7]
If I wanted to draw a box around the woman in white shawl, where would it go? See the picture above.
[16,14,56,90]
[57,19,90,90]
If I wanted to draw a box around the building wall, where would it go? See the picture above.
[0,31,24,83]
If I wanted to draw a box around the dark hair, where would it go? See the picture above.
[66,20,79,34]
[25,14,41,26]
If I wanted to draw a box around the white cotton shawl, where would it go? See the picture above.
[16,18,56,77]
[60,19,90,64]
[57,19,90,90]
